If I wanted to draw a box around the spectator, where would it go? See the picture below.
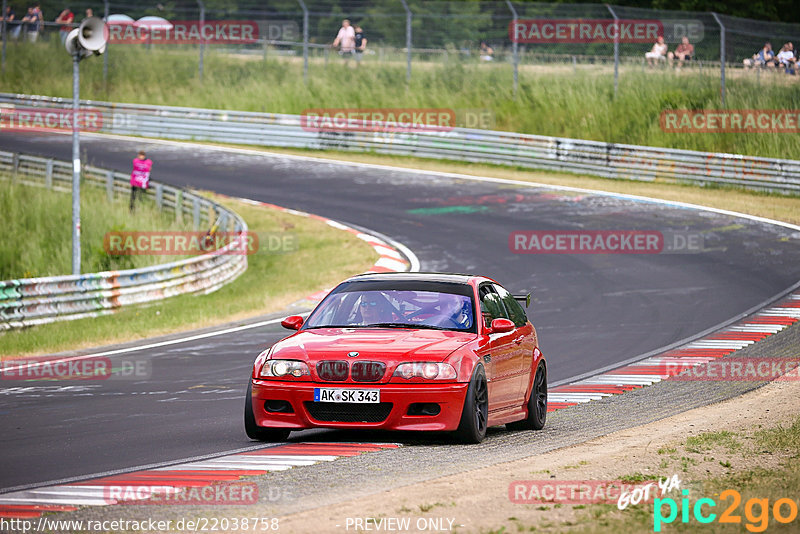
[668,36,693,68]
[776,43,797,74]
[332,19,355,57]
[354,24,367,64]
[84,8,92,19]
[21,5,43,43]
[480,41,493,61]
[129,150,152,213]
[645,35,667,67]
[55,7,74,43]
[743,42,776,68]
[2,5,21,40]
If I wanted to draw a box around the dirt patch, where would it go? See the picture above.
[275,377,800,533]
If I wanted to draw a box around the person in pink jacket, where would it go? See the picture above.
[129,150,152,212]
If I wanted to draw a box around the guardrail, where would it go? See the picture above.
[3,93,799,194]
[0,150,248,331]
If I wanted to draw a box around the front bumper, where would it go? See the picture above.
[250,379,469,431]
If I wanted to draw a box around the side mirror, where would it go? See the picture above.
[281,315,304,330]
[489,318,515,334]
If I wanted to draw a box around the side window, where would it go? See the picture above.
[479,284,508,328]
[494,284,528,327]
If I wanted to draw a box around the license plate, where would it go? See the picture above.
[314,388,380,403]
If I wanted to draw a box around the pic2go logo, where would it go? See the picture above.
[654,489,799,532]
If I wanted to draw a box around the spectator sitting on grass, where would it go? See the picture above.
[480,41,493,61]
[645,36,667,67]
[776,42,797,74]
[743,42,776,68]
[668,36,693,68]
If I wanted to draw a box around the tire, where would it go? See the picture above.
[455,365,489,443]
[244,382,291,442]
[507,362,547,431]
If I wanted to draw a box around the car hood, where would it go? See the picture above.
[273,327,476,362]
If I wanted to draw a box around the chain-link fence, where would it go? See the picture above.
[2,1,799,98]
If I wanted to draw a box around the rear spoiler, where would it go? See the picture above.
[513,293,531,308]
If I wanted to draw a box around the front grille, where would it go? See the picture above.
[304,402,393,423]
[316,360,349,381]
[351,361,386,382]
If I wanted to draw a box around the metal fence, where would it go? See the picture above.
[2,2,799,97]
[2,92,799,194]
[0,149,248,330]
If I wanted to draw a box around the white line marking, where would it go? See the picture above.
[727,325,786,333]
[686,339,755,350]
[0,496,111,506]
[175,462,293,471]
[196,457,318,466]
[0,316,287,374]
[374,257,409,272]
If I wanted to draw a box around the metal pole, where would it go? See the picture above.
[505,0,518,95]
[711,12,726,107]
[72,54,81,275]
[297,0,308,83]
[197,0,205,79]
[2,0,7,74]
[606,4,619,97]
[103,0,109,84]
[399,0,411,82]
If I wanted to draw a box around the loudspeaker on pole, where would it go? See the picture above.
[65,17,108,58]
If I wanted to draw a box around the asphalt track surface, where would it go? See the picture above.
[2,132,800,493]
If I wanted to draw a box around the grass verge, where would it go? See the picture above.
[4,40,800,159]
[0,191,378,357]
[0,178,192,279]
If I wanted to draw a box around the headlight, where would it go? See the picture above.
[259,359,310,378]
[393,362,457,380]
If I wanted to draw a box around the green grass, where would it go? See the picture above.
[755,417,800,455]
[618,473,657,483]
[0,178,190,279]
[686,431,743,454]
[4,40,800,159]
[0,192,377,356]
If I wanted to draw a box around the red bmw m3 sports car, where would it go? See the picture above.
[245,272,547,443]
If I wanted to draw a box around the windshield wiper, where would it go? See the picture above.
[364,322,449,330]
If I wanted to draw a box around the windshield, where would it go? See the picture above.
[304,286,475,332]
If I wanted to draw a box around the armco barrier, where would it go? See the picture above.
[2,93,800,193]
[0,151,248,331]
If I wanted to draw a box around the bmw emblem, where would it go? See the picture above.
[347,351,359,358]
